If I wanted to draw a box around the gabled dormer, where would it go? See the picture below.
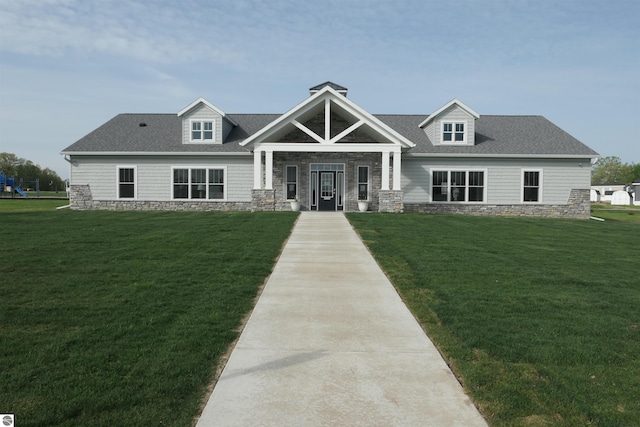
[419,99,480,146]
[177,97,237,145]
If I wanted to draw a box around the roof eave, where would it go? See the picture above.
[404,152,600,159]
[61,151,251,156]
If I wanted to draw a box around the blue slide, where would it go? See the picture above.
[15,187,29,197]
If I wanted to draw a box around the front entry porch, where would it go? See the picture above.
[251,152,404,213]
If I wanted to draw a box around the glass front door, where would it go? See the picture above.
[310,164,344,211]
[318,171,336,211]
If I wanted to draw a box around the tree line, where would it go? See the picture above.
[0,152,66,192]
[591,156,640,185]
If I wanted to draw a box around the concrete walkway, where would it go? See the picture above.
[196,212,488,427]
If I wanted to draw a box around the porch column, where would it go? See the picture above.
[381,151,390,191]
[265,150,274,190]
[392,149,402,191]
[253,150,262,189]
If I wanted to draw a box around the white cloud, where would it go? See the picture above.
[0,0,242,64]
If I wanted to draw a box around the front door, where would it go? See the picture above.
[318,171,336,211]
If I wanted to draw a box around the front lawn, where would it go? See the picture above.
[591,203,640,223]
[0,210,297,426]
[0,199,69,212]
[347,213,639,427]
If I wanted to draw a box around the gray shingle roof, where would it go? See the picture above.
[377,115,599,156]
[62,112,598,157]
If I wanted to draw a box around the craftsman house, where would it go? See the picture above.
[61,82,598,217]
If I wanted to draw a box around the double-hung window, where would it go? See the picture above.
[442,122,465,143]
[523,170,541,202]
[285,166,297,200]
[209,169,224,199]
[357,166,369,201]
[191,120,214,142]
[173,167,225,200]
[432,170,485,202]
[118,166,136,199]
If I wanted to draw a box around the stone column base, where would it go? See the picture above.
[251,189,276,211]
[378,190,404,213]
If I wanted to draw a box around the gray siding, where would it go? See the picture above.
[402,157,591,204]
[70,155,253,202]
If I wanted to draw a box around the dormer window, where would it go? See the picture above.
[442,122,465,143]
[191,120,214,142]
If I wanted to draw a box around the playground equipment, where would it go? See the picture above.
[0,172,30,198]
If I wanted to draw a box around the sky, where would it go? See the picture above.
[0,0,638,180]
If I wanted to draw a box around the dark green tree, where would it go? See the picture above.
[591,156,639,185]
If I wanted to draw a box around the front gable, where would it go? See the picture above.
[178,98,237,145]
[241,85,415,150]
[420,99,480,147]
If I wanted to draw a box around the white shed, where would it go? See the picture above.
[610,190,631,205]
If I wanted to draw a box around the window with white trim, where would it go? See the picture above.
[191,120,214,142]
[357,166,369,201]
[432,170,485,202]
[173,167,225,200]
[523,171,541,202]
[285,165,297,200]
[442,122,465,143]
[118,166,136,199]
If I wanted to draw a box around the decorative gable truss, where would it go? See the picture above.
[241,86,415,148]
[419,99,480,146]
[177,97,237,145]
[240,85,415,192]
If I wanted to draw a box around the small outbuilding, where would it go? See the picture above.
[610,190,632,206]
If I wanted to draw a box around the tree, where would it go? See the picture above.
[0,152,65,192]
[0,152,22,177]
[591,156,639,185]
[631,163,640,184]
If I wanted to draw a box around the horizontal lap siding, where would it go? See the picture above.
[402,157,590,204]
[71,158,117,199]
[402,160,430,202]
[71,156,253,201]
[542,163,591,204]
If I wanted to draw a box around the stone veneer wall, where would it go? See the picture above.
[70,185,252,211]
[70,184,589,218]
[405,189,590,219]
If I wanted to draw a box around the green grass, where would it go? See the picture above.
[0,199,69,212]
[347,213,639,427]
[591,203,640,223]
[0,209,297,426]
[0,191,68,199]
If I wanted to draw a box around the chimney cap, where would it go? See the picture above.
[309,81,348,96]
